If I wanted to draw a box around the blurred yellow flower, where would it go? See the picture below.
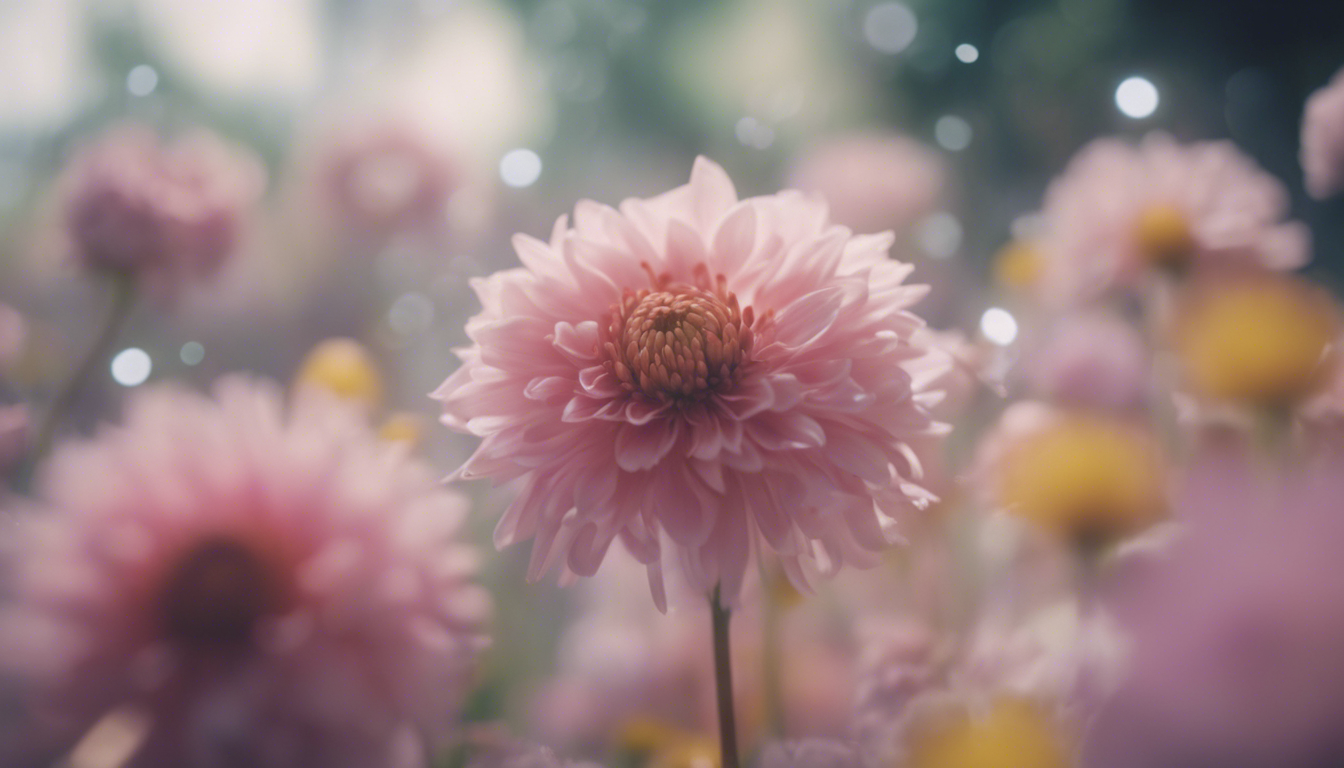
[908,698,1069,768]
[997,414,1165,549]
[378,412,424,447]
[1134,204,1196,267]
[1175,276,1337,407]
[294,338,383,409]
[993,240,1043,290]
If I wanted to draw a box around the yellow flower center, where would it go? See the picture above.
[1134,204,1196,267]
[378,412,423,446]
[997,416,1165,549]
[908,699,1070,768]
[1175,278,1337,407]
[295,337,383,409]
[648,736,721,768]
[993,241,1043,290]
[604,270,755,403]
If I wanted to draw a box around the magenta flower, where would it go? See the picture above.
[1,379,490,767]
[434,157,943,606]
[1302,67,1344,200]
[1090,447,1344,768]
[57,123,265,292]
[790,134,946,235]
[1036,133,1308,305]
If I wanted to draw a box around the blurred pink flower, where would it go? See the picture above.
[0,302,24,366]
[0,378,489,768]
[758,739,867,768]
[57,123,265,292]
[1036,133,1308,305]
[1025,312,1149,410]
[854,604,1121,766]
[1302,67,1344,200]
[0,404,28,477]
[321,121,460,237]
[435,157,943,605]
[790,134,946,234]
[1091,447,1344,768]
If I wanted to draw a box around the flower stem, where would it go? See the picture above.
[710,584,741,768]
[27,275,135,474]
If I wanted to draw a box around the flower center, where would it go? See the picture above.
[604,270,755,402]
[158,535,279,651]
[998,417,1166,550]
[1134,204,1195,267]
[909,698,1069,768]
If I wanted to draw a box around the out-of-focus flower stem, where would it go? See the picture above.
[711,584,741,768]
[26,274,135,478]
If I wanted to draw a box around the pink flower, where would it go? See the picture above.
[0,302,24,367]
[1091,447,1344,768]
[1302,67,1344,200]
[434,157,943,606]
[1025,312,1149,410]
[0,379,490,768]
[790,134,946,234]
[1036,133,1308,305]
[321,121,460,236]
[58,123,265,292]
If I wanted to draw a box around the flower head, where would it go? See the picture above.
[1026,312,1149,411]
[294,337,385,411]
[1302,67,1344,200]
[1,378,489,767]
[435,157,942,605]
[791,134,946,234]
[1035,134,1308,305]
[321,121,459,236]
[57,123,265,292]
[1091,447,1344,767]
[975,404,1166,551]
[1173,274,1338,408]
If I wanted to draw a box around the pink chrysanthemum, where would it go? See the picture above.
[1036,133,1308,305]
[0,379,490,768]
[322,121,460,236]
[434,157,944,606]
[1302,67,1344,200]
[790,134,946,235]
[57,123,265,292]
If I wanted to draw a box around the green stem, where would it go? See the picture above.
[710,584,741,768]
[27,275,135,475]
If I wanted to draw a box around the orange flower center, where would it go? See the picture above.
[604,267,756,402]
[158,535,280,651]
